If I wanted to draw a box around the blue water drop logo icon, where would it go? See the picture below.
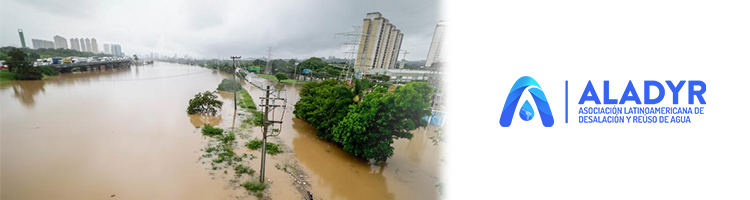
[518,100,535,121]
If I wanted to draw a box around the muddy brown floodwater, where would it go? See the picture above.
[0,61,442,200]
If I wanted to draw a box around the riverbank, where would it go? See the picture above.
[0,69,14,82]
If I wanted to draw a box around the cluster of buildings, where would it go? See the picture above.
[17,29,124,57]
[351,12,446,115]
[354,12,404,72]
[353,13,446,72]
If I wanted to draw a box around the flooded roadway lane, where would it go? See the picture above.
[1,62,442,200]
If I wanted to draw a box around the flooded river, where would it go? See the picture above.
[0,62,442,199]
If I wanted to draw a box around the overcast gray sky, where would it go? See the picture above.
[0,0,441,60]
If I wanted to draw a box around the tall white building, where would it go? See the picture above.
[31,39,54,49]
[425,21,446,68]
[81,38,88,52]
[354,12,404,72]
[85,38,92,53]
[70,38,81,51]
[54,35,68,49]
[103,44,111,54]
[91,38,99,54]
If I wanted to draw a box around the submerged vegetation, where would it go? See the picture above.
[241,180,267,197]
[294,79,433,162]
[194,83,271,196]
[217,78,241,92]
[201,124,224,136]
[198,124,265,196]
[246,139,283,155]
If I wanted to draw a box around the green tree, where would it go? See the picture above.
[251,59,266,66]
[332,82,433,161]
[187,91,223,115]
[298,57,327,75]
[6,47,28,72]
[293,80,355,140]
[28,52,40,62]
[6,47,42,80]
[352,78,374,102]
[275,73,287,81]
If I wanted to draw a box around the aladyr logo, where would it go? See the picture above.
[500,76,555,127]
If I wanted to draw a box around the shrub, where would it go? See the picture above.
[275,73,287,81]
[217,78,241,92]
[218,132,236,144]
[39,65,59,76]
[246,139,282,155]
[202,124,224,136]
[14,66,43,80]
[241,180,266,192]
[234,164,255,176]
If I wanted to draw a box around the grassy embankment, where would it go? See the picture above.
[255,73,303,84]
[0,69,14,82]
[0,66,60,82]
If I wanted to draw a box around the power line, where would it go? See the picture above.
[335,26,365,80]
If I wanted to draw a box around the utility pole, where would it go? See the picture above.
[231,56,241,111]
[258,86,285,183]
[230,56,241,131]
[400,49,410,69]
[293,63,298,83]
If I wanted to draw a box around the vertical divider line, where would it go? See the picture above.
[565,80,568,124]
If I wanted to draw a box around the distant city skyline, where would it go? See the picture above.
[0,0,441,60]
[21,33,122,56]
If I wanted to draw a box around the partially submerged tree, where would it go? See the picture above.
[217,78,241,92]
[294,79,354,140]
[294,79,433,162]
[187,91,223,115]
[6,47,42,80]
[332,82,433,162]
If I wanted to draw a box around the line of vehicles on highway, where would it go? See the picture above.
[32,56,128,66]
[0,56,130,69]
